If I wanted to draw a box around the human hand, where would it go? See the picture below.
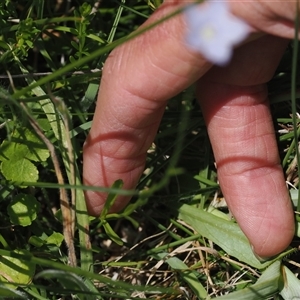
[83,0,296,258]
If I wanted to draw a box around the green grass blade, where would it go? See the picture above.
[101,179,124,218]
[81,0,125,111]
[280,265,300,299]
[12,5,186,100]
[0,248,179,297]
[179,204,271,269]
[0,284,27,299]
[217,261,281,300]
[153,252,209,299]
[35,270,101,300]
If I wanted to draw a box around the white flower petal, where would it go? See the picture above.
[184,0,250,66]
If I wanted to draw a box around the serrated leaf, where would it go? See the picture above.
[153,252,209,299]
[7,193,40,226]
[178,204,269,269]
[280,265,300,299]
[1,159,38,185]
[0,127,49,185]
[0,250,35,287]
[217,261,281,299]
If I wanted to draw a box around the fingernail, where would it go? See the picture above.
[251,244,272,262]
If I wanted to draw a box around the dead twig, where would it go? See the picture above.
[20,101,77,267]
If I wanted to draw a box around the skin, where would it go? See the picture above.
[83,1,298,258]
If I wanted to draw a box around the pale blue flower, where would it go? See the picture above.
[184,1,250,66]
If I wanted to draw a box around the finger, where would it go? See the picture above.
[197,36,294,257]
[83,2,212,215]
[165,1,299,40]
[229,1,299,39]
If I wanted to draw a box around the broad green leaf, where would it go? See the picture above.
[0,127,49,185]
[280,265,300,299]
[7,193,40,226]
[178,204,269,269]
[1,159,38,185]
[217,261,281,299]
[153,252,209,300]
[36,118,52,132]
[0,127,49,162]
[46,232,64,247]
[0,250,35,287]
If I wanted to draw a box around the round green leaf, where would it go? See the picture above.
[0,127,49,163]
[22,128,49,162]
[7,194,40,226]
[1,159,38,185]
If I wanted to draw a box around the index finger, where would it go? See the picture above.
[83,2,212,215]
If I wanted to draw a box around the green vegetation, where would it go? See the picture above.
[0,0,299,299]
